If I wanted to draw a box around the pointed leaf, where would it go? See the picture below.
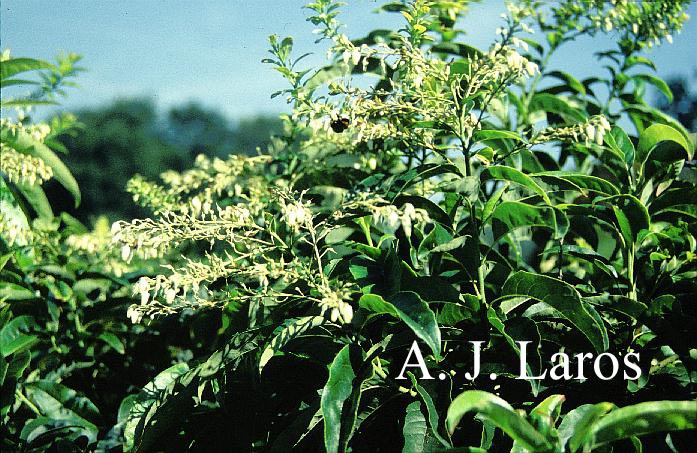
[499,271,608,352]
[359,292,441,358]
[446,390,551,451]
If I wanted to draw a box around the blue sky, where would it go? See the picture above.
[2,0,696,121]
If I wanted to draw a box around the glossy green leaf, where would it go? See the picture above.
[486,166,551,204]
[500,271,609,352]
[321,345,358,453]
[604,126,635,165]
[124,363,189,451]
[402,401,428,453]
[446,390,551,451]
[490,201,569,241]
[529,93,586,123]
[473,130,524,142]
[24,380,100,443]
[359,292,441,358]
[586,400,697,450]
[557,403,614,452]
[632,74,673,103]
[0,315,38,357]
[636,124,692,172]
[408,373,451,448]
[597,195,649,247]
[98,332,125,354]
[14,183,53,219]
[259,316,325,372]
[533,171,619,196]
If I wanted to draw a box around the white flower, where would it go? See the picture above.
[121,244,131,261]
[136,278,151,305]
[191,196,202,214]
[585,124,596,143]
[525,61,539,76]
[595,129,605,145]
[506,51,525,70]
[351,49,361,65]
[127,305,143,324]
[339,302,353,323]
[165,288,177,304]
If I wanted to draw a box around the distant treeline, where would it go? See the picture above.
[46,98,282,222]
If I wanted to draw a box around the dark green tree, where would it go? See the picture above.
[48,99,281,222]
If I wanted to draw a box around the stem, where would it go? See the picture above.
[627,243,637,301]
[16,389,42,416]
[308,224,328,287]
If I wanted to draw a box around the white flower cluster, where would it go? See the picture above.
[467,46,538,97]
[0,200,33,247]
[282,201,311,231]
[534,115,612,146]
[371,202,430,237]
[0,144,53,186]
[127,175,183,214]
[112,203,256,262]
[528,0,691,49]
[318,283,354,324]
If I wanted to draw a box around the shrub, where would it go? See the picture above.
[3,1,696,451]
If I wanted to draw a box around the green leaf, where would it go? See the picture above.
[24,380,100,443]
[499,271,609,352]
[321,345,360,453]
[632,74,673,103]
[473,130,524,142]
[259,316,325,372]
[546,70,586,95]
[15,182,53,219]
[446,390,551,451]
[636,124,692,174]
[529,93,586,123]
[585,295,647,320]
[533,171,619,196]
[624,56,656,71]
[586,400,697,450]
[482,182,508,222]
[0,315,38,357]
[0,78,39,88]
[531,395,566,421]
[490,201,569,241]
[596,195,649,247]
[402,401,428,453]
[557,403,614,452]
[359,292,441,358]
[486,166,551,204]
[408,373,451,448]
[124,362,189,451]
[0,282,36,301]
[98,332,125,354]
[0,99,58,108]
[604,126,635,166]
[0,57,55,80]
